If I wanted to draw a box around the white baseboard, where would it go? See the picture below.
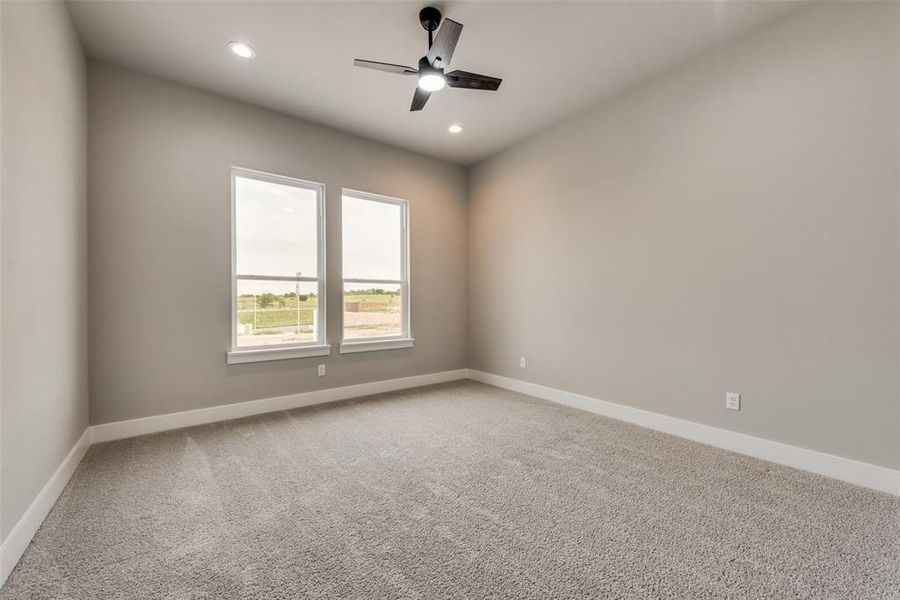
[469,370,900,497]
[91,368,470,443]
[1,428,91,587]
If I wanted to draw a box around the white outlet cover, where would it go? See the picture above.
[317,364,326,376]
[726,392,741,411]
[519,357,527,369]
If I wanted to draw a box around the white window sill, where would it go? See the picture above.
[227,344,331,364]
[339,338,415,354]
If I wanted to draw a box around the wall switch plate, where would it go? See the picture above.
[317,364,326,377]
[726,392,741,411]
[519,357,527,369]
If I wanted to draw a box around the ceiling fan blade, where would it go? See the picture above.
[410,87,431,111]
[426,18,462,69]
[445,70,502,91]
[353,59,418,75]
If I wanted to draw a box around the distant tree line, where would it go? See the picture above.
[238,291,316,309]
[238,288,397,310]
[346,288,400,297]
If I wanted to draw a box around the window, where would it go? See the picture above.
[228,168,328,364]
[340,190,412,353]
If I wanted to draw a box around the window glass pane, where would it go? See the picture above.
[236,279,318,348]
[342,195,401,280]
[236,175,318,278]
[343,283,402,339]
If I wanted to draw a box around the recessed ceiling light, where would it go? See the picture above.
[228,42,255,59]
[448,124,463,134]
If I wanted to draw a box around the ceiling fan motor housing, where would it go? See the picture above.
[418,56,442,77]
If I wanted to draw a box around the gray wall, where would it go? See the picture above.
[88,63,468,425]
[1,1,88,540]
[468,2,900,469]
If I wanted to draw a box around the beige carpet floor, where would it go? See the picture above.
[2,380,899,599]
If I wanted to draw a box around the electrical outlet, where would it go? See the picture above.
[726,392,741,411]
[520,357,527,369]
[317,364,326,377]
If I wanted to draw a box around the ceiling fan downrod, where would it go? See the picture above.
[419,6,442,49]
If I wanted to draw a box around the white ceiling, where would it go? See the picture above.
[67,1,800,165]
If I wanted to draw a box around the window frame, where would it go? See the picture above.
[227,166,329,364]
[339,188,412,354]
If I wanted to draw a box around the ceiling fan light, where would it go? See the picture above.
[418,73,445,92]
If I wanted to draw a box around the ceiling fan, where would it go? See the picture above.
[353,6,502,112]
